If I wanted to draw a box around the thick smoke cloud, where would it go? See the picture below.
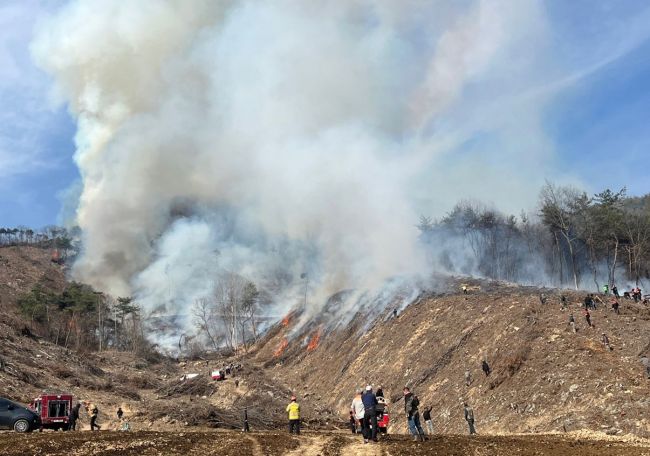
[32,0,558,347]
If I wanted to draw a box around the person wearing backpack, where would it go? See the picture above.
[403,387,425,441]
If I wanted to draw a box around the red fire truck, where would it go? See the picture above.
[30,393,73,431]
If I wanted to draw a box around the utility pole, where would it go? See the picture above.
[243,407,250,432]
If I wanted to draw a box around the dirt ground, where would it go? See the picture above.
[1,430,650,456]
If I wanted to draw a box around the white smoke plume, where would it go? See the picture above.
[32,0,559,347]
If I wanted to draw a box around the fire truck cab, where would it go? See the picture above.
[30,393,73,431]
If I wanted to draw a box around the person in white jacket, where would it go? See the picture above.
[350,389,365,440]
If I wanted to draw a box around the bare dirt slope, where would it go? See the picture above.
[0,430,649,456]
[3,244,650,444]
[257,280,650,437]
[0,245,66,313]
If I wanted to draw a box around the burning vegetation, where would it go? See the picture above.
[306,327,322,352]
[274,337,289,358]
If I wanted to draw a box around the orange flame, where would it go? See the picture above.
[307,328,322,352]
[274,337,289,357]
[282,314,291,327]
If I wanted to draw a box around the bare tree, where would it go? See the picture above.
[214,272,246,350]
[192,298,221,351]
[539,183,586,289]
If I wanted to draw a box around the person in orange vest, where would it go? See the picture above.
[286,395,300,434]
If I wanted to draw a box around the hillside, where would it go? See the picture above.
[2,244,650,444]
[256,279,650,437]
[0,245,306,432]
[0,245,67,314]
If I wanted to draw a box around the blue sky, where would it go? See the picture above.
[1,1,649,229]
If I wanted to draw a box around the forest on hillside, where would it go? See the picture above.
[7,182,650,355]
[419,183,650,291]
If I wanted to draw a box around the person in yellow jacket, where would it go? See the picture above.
[286,395,300,434]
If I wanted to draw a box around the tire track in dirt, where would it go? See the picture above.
[284,434,338,456]
[338,438,384,456]
[244,434,264,456]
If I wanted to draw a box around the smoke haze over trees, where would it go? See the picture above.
[419,183,650,291]
[8,182,650,354]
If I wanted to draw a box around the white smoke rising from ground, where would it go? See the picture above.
[32,0,561,348]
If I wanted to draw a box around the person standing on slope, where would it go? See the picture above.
[584,308,593,328]
[568,313,577,333]
[464,402,477,435]
[286,395,300,435]
[403,387,425,441]
[465,369,472,386]
[482,359,491,377]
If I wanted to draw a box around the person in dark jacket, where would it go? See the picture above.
[403,387,425,441]
[89,404,101,431]
[117,407,124,421]
[361,386,378,443]
[464,402,476,435]
[481,359,491,377]
[375,386,384,398]
[68,403,81,431]
[422,406,434,435]
[560,295,568,310]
